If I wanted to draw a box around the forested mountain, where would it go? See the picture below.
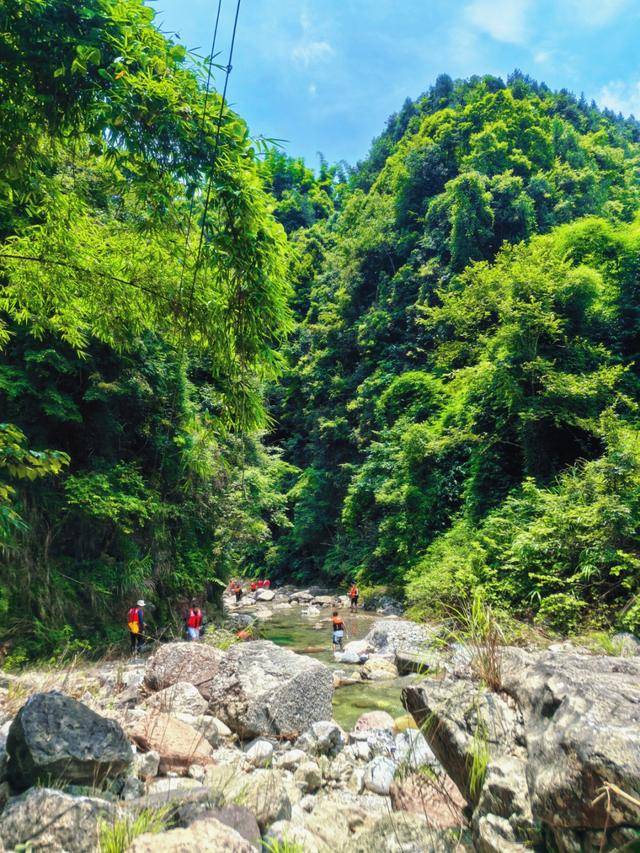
[265,73,640,634]
[0,0,291,659]
[2,0,639,661]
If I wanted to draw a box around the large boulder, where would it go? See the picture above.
[363,619,436,660]
[144,643,224,701]
[402,677,525,804]
[130,816,254,852]
[0,787,116,853]
[128,712,214,774]
[501,648,640,829]
[207,640,333,738]
[6,692,132,789]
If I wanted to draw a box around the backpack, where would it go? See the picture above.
[127,607,140,634]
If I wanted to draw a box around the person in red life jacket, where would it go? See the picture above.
[257,579,264,589]
[349,582,359,613]
[331,610,346,651]
[127,600,145,654]
[250,580,258,593]
[263,578,271,589]
[186,602,203,641]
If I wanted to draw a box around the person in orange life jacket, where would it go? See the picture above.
[127,600,145,654]
[349,582,359,613]
[186,602,203,641]
[332,611,346,651]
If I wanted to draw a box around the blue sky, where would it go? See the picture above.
[153,0,640,167]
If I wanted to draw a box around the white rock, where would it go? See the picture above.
[245,739,274,767]
[275,748,307,771]
[256,589,276,602]
[297,720,345,756]
[363,756,397,795]
[334,649,363,665]
[343,639,371,657]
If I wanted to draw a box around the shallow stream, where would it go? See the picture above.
[258,604,417,730]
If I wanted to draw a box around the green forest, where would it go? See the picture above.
[2,0,640,659]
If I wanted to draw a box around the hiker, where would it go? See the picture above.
[332,610,346,651]
[349,581,359,613]
[257,579,264,589]
[186,602,203,641]
[263,578,271,589]
[127,599,145,654]
[250,580,258,592]
[232,580,243,603]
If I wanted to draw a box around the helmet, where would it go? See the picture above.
[137,599,146,607]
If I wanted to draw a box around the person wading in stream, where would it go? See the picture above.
[349,582,359,613]
[127,599,145,655]
[332,610,346,651]
[186,601,203,641]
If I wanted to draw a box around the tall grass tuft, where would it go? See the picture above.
[99,806,171,853]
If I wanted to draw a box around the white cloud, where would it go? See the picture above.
[567,0,628,26]
[292,40,334,67]
[597,80,640,117]
[464,0,532,44]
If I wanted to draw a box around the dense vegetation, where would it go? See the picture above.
[264,73,640,634]
[0,0,291,659]
[2,0,639,658]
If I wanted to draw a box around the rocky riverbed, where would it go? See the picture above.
[0,587,638,851]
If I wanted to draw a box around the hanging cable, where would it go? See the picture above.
[181,0,242,343]
[172,0,224,327]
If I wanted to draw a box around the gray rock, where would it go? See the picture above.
[345,813,468,852]
[206,766,291,830]
[144,643,224,700]
[363,755,397,795]
[394,729,438,771]
[256,589,275,602]
[244,739,273,767]
[474,814,526,852]
[501,647,640,829]
[142,681,208,716]
[6,692,133,789]
[187,805,261,849]
[472,755,538,848]
[275,748,307,770]
[133,748,160,779]
[121,775,145,800]
[396,647,445,675]
[0,787,116,853]
[364,619,436,659]
[207,640,333,739]
[297,720,344,756]
[366,728,397,758]
[294,760,323,792]
[402,677,525,804]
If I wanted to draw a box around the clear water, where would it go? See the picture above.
[259,605,416,730]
